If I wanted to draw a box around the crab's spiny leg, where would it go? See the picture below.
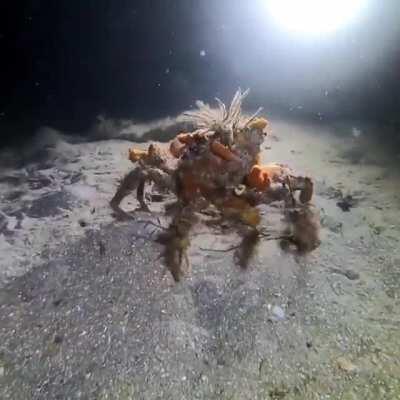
[183,251,191,275]
[110,167,147,215]
[136,178,148,210]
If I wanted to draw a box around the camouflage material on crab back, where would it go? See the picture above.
[178,89,269,189]
[180,88,267,149]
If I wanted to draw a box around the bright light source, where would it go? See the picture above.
[267,0,366,35]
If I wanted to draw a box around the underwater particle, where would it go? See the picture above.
[200,49,206,57]
[165,67,170,74]
[352,127,362,138]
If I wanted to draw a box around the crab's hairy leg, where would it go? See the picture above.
[161,206,197,282]
[178,249,183,272]
[234,227,260,269]
[184,251,191,275]
[110,167,148,217]
[165,241,182,282]
[284,176,297,207]
[147,168,176,193]
[136,178,150,211]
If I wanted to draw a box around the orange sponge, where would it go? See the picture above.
[128,148,148,163]
[246,165,271,191]
[210,141,240,162]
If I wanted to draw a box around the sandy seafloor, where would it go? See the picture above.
[0,117,399,399]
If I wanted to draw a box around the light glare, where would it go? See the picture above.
[267,0,366,34]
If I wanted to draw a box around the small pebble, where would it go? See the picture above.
[272,305,285,320]
[99,241,106,256]
[53,335,63,344]
[343,269,360,280]
[52,298,63,307]
[337,357,357,372]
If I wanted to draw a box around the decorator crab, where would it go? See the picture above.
[111,89,320,281]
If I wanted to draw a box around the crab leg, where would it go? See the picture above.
[110,167,149,217]
[287,176,314,204]
[136,179,150,211]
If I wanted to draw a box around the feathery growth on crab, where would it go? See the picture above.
[111,89,320,281]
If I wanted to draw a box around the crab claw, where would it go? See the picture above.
[290,176,314,204]
[299,177,314,204]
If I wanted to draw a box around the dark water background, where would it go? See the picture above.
[1,0,400,146]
